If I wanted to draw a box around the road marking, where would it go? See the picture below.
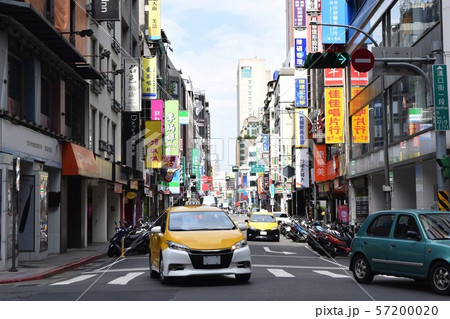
[267,268,295,277]
[84,267,148,274]
[263,247,296,255]
[50,274,97,285]
[253,264,342,270]
[313,270,349,278]
[107,272,144,285]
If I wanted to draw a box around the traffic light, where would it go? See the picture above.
[436,156,450,181]
[303,52,350,69]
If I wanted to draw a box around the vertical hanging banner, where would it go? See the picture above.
[164,100,180,156]
[148,0,161,41]
[293,0,306,29]
[123,112,141,168]
[314,144,327,182]
[262,134,270,152]
[295,78,308,107]
[92,0,120,21]
[145,120,162,169]
[296,148,310,188]
[325,87,344,144]
[191,148,201,182]
[352,106,369,143]
[321,0,347,44]
[294,38,307,67]
[295,108,309,147]
[124,59,141,112]
[151,99,164,133]
[179,110,189,125]
[142,57,157,99]
[433,65,450,131]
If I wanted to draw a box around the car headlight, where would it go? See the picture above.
[166,240,190,252]
[231,239,247,250]
[271,227,279,231]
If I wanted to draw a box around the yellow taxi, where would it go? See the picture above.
[148,199,251,284]
[246,210,280,241]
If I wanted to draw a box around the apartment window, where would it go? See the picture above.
[8,55,23,116]
[241,66,252,78]
[89,107,96,151]
[99,112,103,142]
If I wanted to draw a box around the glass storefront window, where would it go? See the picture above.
[390,0,440,47]
[391,76,433,142]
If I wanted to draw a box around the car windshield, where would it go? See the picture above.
[168,211,236,231]
[251,214,276,223]
[419,214,450,240]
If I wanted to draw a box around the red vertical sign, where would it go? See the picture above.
[314,144,327,182]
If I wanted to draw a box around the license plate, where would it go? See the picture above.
[260,231,267,235]
[203,255,220,265]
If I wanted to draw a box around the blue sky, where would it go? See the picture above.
[161,0,286,172]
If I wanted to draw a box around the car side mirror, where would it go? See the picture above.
[245,219,248,223]
[150,226,161,233]
[407,230,421,241]
[237,222,247,231]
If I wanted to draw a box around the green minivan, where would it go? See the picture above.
[349,210,450,295]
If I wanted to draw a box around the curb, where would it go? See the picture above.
[0,254,103,285]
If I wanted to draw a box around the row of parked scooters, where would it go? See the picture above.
[279,218,355,258]
[107,219,153,257]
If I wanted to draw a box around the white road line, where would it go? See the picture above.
[107,272,145,285]
[313,270,349,278]
[84,267,148,274]
[50,274,97,286]
[267,268,295,277]
[253,264,342,270]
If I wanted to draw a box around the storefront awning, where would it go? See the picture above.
[62,143,99,178]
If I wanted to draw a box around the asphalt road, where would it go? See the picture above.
[0,215,448,318]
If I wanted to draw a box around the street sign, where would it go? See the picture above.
[433,65,450,131]
[351,48,374,73]
[250,165,265,173]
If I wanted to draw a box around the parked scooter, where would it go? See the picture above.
[288,220,308,242]
[317,224,353,257]
[107,221,150,257]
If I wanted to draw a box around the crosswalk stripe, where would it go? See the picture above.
[313,270,349,278]
[50,274,97,285]
[107,272,145,285]
[267,268,295,277]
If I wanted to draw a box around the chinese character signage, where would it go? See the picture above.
[161,155,180,169]
[324,68,344,86]
[296,148,310,188]
[314,144,327,182]
[293,0,306,29]
[351,64,369,86]
[295,38,307,67]
[325,87,344,144]
[145,120,162,169]
[142,57,157,99]
[321,0,347,44]
[295,78,308,107]
[433,65,449,131]
[124,59,141,112]
[352,106,369,143]
[191,148,201,181]
[164,100,180,156]
[295,108,309,147]
[179,110,189,125]
[262,134,269,152]
[148,0,161,41]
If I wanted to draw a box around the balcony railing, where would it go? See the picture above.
[111,99,121,113]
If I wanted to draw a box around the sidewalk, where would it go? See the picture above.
[0,242,110,284]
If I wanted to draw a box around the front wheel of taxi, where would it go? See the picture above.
[235,273,251,283]
[159,255,172,284]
